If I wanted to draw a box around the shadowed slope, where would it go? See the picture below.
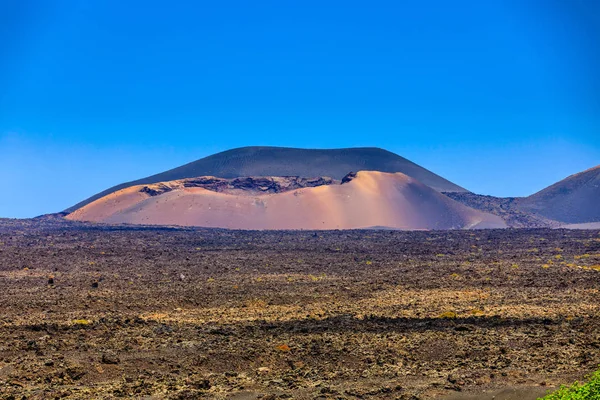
[66,171,504,230]
[66,147,467,212]
[520,165,600,223]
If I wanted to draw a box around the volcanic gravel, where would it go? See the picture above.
[0,219,599,399]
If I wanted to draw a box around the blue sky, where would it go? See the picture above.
[1,0,599,218]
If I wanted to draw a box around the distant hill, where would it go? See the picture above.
[66,171,503,230]
[444,164,600,226]
[442,192,558,228]
[65,146,467,212]
[519,165,600,223]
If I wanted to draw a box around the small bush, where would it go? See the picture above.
[72,319,92,326]
[538,369,600,399]
[438,311,458,319]
[276,344,291,352]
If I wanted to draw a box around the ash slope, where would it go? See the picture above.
[66,171,504,230]
[66,146,467,212]
[519,165,600,224]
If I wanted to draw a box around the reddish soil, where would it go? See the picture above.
[0,219,599,399]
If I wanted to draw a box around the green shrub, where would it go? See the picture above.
[538,369,600,399]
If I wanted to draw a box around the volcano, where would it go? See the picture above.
[66,146,467,212]
[66,171,504,230]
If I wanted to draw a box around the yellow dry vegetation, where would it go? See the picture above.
[72,319,92,326]
[245,299,268,309]
[276,344,291,352]
[135,283,599,329]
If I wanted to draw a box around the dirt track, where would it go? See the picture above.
[0,219,599,399]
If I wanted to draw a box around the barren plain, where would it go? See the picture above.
[0,219,599,399]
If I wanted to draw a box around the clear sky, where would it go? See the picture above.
[1,0,599,218]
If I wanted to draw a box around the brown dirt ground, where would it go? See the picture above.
[0,219,599,399]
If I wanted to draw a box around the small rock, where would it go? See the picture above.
[189,378,210,390]
[154,324,174,335]
[257,367,271,375]
[455,325,473,332]
[101,352,120,364]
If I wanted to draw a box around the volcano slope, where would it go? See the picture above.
[444,165,600,227]
[66,171,505,230]
[0,220,599,399]
[519,165,600,224]
[66,146,467,212]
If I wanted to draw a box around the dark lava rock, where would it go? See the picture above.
[101,352,120,365]
[341,171,357,184]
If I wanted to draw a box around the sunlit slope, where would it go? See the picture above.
[67,171,504,230]
[66,146,467,212]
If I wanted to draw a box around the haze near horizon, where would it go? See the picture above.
[1,0,599,218]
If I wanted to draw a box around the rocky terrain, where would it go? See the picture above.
[139,176,339,197]
[1,219,599,399]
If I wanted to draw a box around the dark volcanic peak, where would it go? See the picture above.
[66,146,467,212]
[520,164,600,224]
